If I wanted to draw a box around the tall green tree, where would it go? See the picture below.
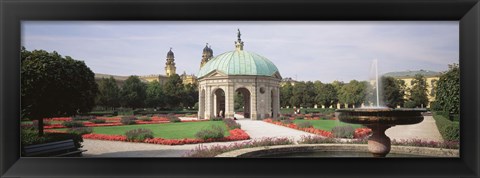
[96,77,120,110]
[314,81,337,108]
[234,91,245,111]
[435,63,460,114]
[21,47,98,135]
[290,82,306,107]
[120,76,147,109]
[145,80,164,108]
[280,82,293,107]
[338,80,367,108]
[331,80,345,106]
[303,81,316,107]
[380,76,405,108]
[405,74,429,108]
[163,74,185,109]
[183,82,199,108]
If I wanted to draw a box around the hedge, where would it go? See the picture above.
[433,112,460,141]
[84,111,118,116]
[133,110,198,115]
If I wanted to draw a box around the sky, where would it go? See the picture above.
[22,21,459,83]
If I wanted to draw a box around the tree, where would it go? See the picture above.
[96,77,120,110]
[120,76,147,109]
[183,82,199,109]
[338,80,367,107]
[331,80,345,106]
[290,82,306,107]
[280,82,293,107]
[303,81,316,107]
[435,63,460,114]
[314,81,337,108]
[380,76,405,108]
[406,74,429,108]
[145,80,164,108]
[21,47,98,135]
[163,74,185,109]
[234,91,244,111]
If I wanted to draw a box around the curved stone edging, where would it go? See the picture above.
[215,144,459,157]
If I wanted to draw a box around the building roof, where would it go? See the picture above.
[197,50,280,78]
[383,70,440,78]
[197,29,280,79]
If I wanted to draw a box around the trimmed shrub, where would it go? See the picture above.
[139,117,152,121]
[120,116,137,125]
[168,115,181,123]
[133,110,197,115]
[195,125,225,140]
[210,117,223,121]
[185,137,294,157]
[297,121,313,129]
[281,119,293,124]
[295,116,305,120]
[279,116,289,120]
[90,119,106,124]
[67,127,93,135]
[125,128,154,142]
[223,118,241,129]
[332,126,355,138]
[62,121,85,128]
[298,135,337,144]
[21,128,83,153]
[72,115,96,121]
[32,120,52,130]
[87,111,118,116]
[433,112,460,141]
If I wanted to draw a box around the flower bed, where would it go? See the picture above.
[80,128,250,145]
[30,117,209,129]
[264,118,369,139]
[354,128,372,138]
[45,117,72,121]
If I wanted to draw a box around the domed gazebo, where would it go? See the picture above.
[197,29,282,120]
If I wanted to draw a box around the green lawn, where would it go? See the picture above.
[292,120,362,131]
[54,121,229,139]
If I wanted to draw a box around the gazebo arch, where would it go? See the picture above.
[211,88,225,118]
[235,87,251,118]
[197,29,282,120]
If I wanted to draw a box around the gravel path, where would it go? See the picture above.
[386,116,444,142]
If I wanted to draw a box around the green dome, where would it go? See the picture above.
[198,50,280,78]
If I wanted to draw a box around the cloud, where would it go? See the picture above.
[22,21,458,82]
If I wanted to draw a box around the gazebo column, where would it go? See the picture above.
[205,86,212,119]
[250,86,258,120]
[213,92,217,117]
[225,85,235,118]
[273,88,280,119]
[198,87,204,120]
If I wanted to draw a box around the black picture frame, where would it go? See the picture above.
[1,0,479,177]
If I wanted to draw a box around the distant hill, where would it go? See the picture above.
[383,70,440,78]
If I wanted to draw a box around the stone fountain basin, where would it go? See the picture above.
[336,108,426,126]
[215,144,459,157]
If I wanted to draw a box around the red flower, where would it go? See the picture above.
[82,128,250,145]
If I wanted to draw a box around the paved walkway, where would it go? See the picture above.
[386,116,444,142]
[82,116,443,157]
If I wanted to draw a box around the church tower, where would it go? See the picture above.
[165,48,176,77]
[200,43,213,68]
